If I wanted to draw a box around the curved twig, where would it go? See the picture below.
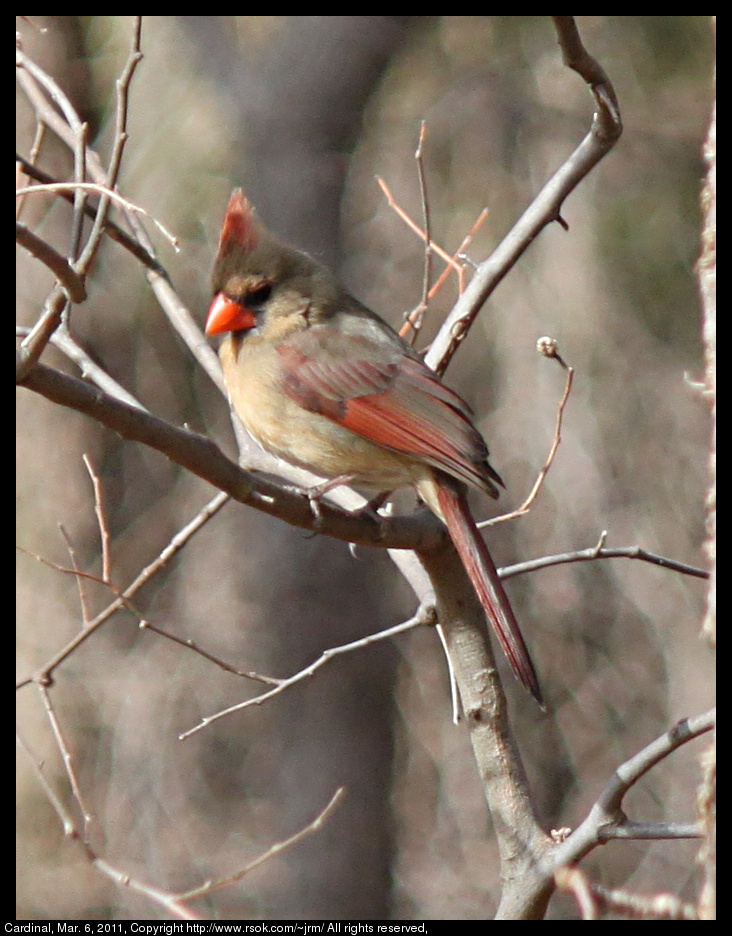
[426,17,622,376]
[547,708,716,871]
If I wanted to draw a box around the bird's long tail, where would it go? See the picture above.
[435,479,544,707]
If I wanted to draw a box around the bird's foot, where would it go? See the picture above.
[303,475,357,529]
[349,491,391,526]
[303,479,391,535]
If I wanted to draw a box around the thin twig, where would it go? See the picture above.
[377,176,463,276]
[425,17,622,376]
[16,46,85,137]
[38,684,93,828]
[555,866,599,920]
[16,183,179,249]
[399,209,490,340]
[556,865,698,921]
[19,44,221,390]
[407,120,433,344]
[21,704,203,920]
[16,122,46,219]
[76,18,143,275]
[16,731,76,836]
[16,155,165,272]
[17,548,142,613]
[502,542,709,582]
[139,620,281,687]
[58,524,93,625]
[15,45,87,363]
[20,779,343,918]
[586,882,697,920]
[482,343,573,527]
[82,454,112,583]
[91,859,202,921]
[379,177,491,340]
[16,492,231,689]
[429,208,488,298]
[179,788,346,900]
[180,605,435,739]
[16,324,146,410]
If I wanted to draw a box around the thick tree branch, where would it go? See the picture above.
[418,543,553,920]
[17,359,444,553]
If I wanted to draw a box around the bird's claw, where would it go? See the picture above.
[307,488,325,530]
[303,480,390,536]
[302,475,357,531]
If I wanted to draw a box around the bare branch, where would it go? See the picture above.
[547,709,716,871]
[503,543,709,582]
[90,860,202,921]
[21,701,344,919]
[16,122,46,219]
[18,360,445,553]
[377,176,463,278]
[82,454,112,583]
[482,343,573,527]
[17,491,230,689]
[75,17,143,274]
[17,731,76,836]
[16,323,146,410]
[598,821,701,842]
[426,16,622,376]
[180,605,435,739]
[16,182,179,249]
[16,45,86,138]
[16,155,165,272]
[15,222,86,302]
[16,287,68,380]
[556,865,698,921]
[139,618,281,687]
[38,685,93,829]
[408,120,433,344]
[179,788,346,900]
[58,524,93,624]
[17,17,709,922]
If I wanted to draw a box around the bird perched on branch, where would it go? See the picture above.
[206,189,542,705]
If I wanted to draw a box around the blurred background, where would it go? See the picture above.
[17,16,714,920]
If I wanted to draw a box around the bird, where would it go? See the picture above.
[205,189,542,705]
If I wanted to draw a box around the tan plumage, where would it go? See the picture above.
[206,189,543,705]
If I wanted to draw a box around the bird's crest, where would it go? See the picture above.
[219,188,259,254]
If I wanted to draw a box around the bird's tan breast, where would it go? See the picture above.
[218,333,426,490]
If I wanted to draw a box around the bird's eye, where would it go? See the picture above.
[245,282,272,308]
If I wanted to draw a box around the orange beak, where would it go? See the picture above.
[205,293,257,335]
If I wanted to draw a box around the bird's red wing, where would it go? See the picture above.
[277,338,500,495]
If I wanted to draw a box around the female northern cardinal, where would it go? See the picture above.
[206,189,542,705]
